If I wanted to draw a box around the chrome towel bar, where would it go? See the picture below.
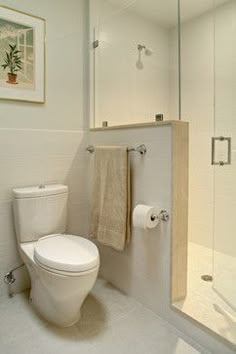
[86,144,147,155]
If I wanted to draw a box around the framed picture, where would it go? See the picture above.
[0,6,45,103]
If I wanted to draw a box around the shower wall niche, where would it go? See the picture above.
[89,0,180,128]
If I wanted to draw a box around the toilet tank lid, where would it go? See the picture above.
[13,184,68,199]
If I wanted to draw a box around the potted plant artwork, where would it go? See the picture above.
[1,44,23,84]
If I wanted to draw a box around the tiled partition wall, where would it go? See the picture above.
[90,123,183,307]
[89,124,234,354]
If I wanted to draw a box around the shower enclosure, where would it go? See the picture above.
[173,0,236,347]
[90,0,180,128]
[213,0,236,312]
[90,0,236,347]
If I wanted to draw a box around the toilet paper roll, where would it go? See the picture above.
[132,204,161,230]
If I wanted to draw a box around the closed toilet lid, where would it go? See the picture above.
[34,234,99,273]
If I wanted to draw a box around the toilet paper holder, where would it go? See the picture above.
[150,210,169,222]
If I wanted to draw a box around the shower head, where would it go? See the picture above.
[136,43,153,70]
[137,44,145,52]
[137,44,153,56]
[144,48,153,56]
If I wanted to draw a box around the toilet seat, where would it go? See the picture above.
[34,234,99,273]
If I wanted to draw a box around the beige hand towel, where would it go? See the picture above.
[90,146,130,251]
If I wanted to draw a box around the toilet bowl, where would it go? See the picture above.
[13,185,100,327]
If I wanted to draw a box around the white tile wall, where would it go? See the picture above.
[90,125,172,315]
[180,9,215,250]
[0,129,89,297]
[0,0,90,297]
[170,3,215,250]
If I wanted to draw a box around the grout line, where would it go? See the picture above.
[0,128,86,133]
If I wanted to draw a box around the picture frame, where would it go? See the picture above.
[0,6,45,103]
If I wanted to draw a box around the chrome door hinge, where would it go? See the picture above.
[93,40,99,49]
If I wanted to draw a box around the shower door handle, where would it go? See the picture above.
[211,136,231,166]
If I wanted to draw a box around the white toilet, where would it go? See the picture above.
[12,184,100,327]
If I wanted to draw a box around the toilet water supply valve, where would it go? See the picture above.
[4,264,24,285]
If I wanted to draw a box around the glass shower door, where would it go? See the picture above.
[212,0,236,310]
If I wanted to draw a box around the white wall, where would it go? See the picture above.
[90,125,172,317]
[0,0,89,297]
[90,0,178,127]
[180,8,215,250]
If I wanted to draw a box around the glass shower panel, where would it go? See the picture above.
[213,0,236,310]
[94,8,137,127]
[93,0,179,128]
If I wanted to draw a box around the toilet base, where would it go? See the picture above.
[26,260,99,327]
[29,295,82,327]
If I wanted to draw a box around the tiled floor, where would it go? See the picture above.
[174,242,236,347]
[0,278,205,354]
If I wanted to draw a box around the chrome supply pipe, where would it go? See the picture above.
[4,263,24,285]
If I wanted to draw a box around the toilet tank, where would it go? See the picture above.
[13,184,68,243]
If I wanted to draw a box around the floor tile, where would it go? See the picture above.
[0,278,204,354]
